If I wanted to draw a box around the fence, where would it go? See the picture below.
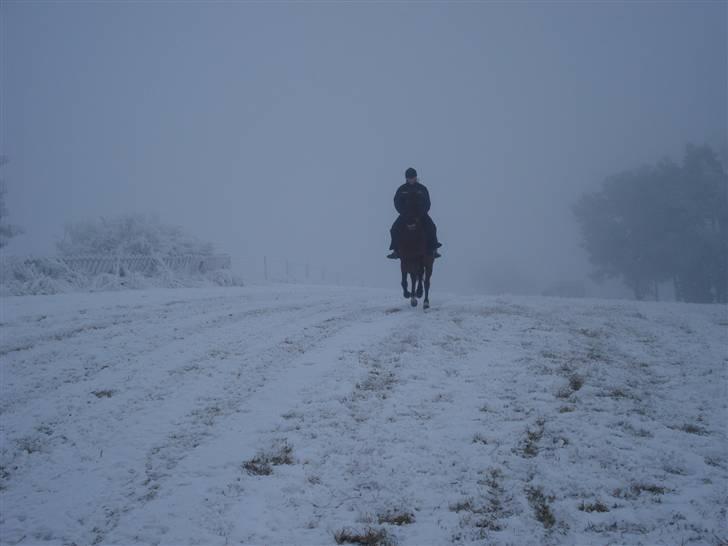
[62,255,231,276]
[229,255,350,286]
[1,253,364,291]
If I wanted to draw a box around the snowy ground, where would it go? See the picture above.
[1,285,726,546]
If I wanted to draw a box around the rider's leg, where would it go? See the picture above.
[388,216,403,258]
[425,215,442,256]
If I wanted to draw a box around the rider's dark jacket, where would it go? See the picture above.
[394,182,431,216]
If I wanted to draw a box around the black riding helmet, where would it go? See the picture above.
[405,167,417,179]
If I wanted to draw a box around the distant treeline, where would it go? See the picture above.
[574,144,727,303]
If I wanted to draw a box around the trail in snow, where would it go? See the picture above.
[1,285,726,545]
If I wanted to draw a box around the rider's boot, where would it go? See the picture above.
[432,241,442,258]
[387,250,400,259]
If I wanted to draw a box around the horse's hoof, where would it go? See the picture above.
[423,301,430,310]
[411,299,418,307]
[403,292,410,299]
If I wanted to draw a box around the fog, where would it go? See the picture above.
[3,2,726,295]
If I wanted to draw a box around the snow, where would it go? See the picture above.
[1,285,726,545]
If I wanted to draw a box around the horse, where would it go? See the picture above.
[396,195,434,309]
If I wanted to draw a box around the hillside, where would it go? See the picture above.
[1,286,726,545]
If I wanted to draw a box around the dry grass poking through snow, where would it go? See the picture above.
[242,439,294,476]
[333,527,395,546]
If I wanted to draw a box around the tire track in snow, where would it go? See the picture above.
[1,295,398,546]
[103,302,414,546]
[0,297,313,415]
[0,296,360,545]
[211,304,500,545]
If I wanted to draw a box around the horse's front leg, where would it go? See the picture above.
[401,264,410,298]
[410,272,418,307]
[423,262,432,309]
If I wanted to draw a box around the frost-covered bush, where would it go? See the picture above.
[0,257,243,296]
[0,257,86,295]
[205,269,245,287]
[57,213,214,257]
[1,214,243,296]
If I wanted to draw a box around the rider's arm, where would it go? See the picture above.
[394,186,405,214]
[422,186,431,213]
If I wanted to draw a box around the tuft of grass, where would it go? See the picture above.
[16,436,45,455]
[704,456,724,468]
[242,458,272,476]
[601,387,633,400]
[92,389,115,398]
[0,465,9,490]
[35,423,54,436]
[266,442,293,465]
[472,433,489,445]
[585,521,648,534]
[526,486,556,529]
[451,468,512,536]
[378,510,415,526]
[663,463,687,476]
[449,499,474,513]
[334,527,394,546]
[578,500,609,513]
[613,483,667,499]
[556,386,573,399]
[631,484,666,495]
[586,347,604,361]
[676,423,708,435]
[568,374,584,391]
[242,440,293,476]
[520,418,545,458]
[472,516,503,532]
[619,421,654,438]
[356,369,396,394]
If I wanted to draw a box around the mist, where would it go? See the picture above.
[3,1,726,296]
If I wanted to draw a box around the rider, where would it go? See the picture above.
[387,167,442,259]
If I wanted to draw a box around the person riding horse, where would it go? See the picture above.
[387,167,442,259]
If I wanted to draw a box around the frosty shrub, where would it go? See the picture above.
[57,213,214,257]
[1,214,243,296]
[0,257,85,296]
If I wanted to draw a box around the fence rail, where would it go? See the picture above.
[228,255,346,285]
[1,253,360,289]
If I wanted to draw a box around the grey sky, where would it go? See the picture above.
[2,1,726,293]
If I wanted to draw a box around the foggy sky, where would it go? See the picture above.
[2,1,726,294]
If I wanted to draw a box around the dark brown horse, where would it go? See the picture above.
[396,194,434,309]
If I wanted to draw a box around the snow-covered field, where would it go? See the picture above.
[1,285,726,545]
